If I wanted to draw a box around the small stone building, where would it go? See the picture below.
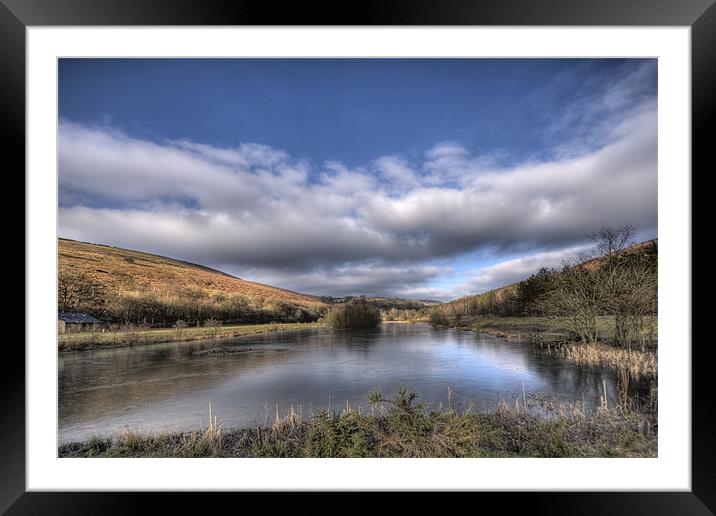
[58,312,102,334]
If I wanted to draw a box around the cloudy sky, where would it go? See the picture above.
[58,58,657,300]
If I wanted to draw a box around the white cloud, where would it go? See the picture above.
[58,70,657,299]
[242,264,444,298]
[373,156,422,190]
[458,245,591,295]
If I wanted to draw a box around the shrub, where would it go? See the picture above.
[429,311,449,327]
[324,298,381,329]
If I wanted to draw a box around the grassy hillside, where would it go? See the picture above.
[59,238,325,327]
[60,238,320,306]
[435,239,657,319]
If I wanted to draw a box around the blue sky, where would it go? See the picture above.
[58,58,658,299]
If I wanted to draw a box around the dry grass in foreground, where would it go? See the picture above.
[551,342,657,377]
[59,388,657,458]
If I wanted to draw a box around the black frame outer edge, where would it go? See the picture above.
[0,0,714,25]
[0,1,27,515]
[691,0,716,513]
[1,0,714,513]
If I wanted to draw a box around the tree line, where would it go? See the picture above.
[58,271,325,328]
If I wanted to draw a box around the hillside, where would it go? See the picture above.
[59,239,324,326]
[436,239,657,317]
[59,239,321,307]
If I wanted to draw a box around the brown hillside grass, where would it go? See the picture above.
[58,238,322,309]
[579,239,657,271]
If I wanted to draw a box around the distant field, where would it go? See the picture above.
[59,322,322,351]
[462,315,656,344]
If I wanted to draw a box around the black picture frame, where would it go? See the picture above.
[3,0,713,513]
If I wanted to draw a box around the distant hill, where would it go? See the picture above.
[319,295,441,310]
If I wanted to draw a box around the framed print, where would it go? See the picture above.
[3,0,714,512]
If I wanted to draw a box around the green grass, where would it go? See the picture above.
[59,322,322,351]
[453,315,656,345]
[58,388,657,458]
[462,315,604,341]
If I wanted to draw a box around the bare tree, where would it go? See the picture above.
[539,224,656,346]
[203,317,222,339]
[58,269,103,312]
[589,225,657,347]
[594,241,657,348]
[174,319,188,340]
[613,262,656,347]
[540,263,603,343]
[589,224,637,259]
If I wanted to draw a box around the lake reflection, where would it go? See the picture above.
[58,322,648,442]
